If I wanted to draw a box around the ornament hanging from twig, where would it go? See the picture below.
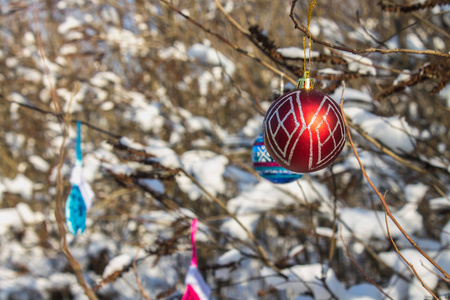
[65,121,95,235]
[262,0,346,173]
[262,73,346,173]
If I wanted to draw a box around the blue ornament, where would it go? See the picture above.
[252,133,303,184]
[65,185,87,235]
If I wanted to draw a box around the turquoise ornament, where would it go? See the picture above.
[252,133,303,184]
[65,185,86,234]
[65,121,93,235]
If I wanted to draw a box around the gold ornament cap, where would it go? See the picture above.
[297,71,315,91]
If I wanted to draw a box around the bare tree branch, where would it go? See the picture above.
[158,0,298,85]
[339,225,394,300]
[339,81,450,281]
[289,0,450,58]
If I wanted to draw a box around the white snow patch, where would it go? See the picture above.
[100,101,114,111]
[441,220,450,245]
[145,142,181,168]
[339,205,423,242]
[127,91,164,132]
[318,68,343,75]
[262,264,347,299]
[347,283,383,299]
[16,67,42,83]
[406,33,426,51]
[345,107,418,153]
[104,27,147,56]
[438,83,450,107]
[227,179,328,215]
[240,116,264,138]
[16,203,41,225]
[177,150,228,200]
[340,52,376,76]
[0,208,22,232]
[101,5,120,25]
[221,214,260,240]
[158,41,187,61]
[59,44,78,55]
[90,71,122,87]
[3,174,33,200]
[103,254,133,278]
[58,16,82,35]
[404,183,427,203]
[187,43,236,75]
[119,136,145,151]
[288,245,305,258]
[29,155,50,172]
[277,47,319,59]
[0,203,41,234]
[218,248,242,265]
[22,31,36,45]
[138,179,165,194]
[429,196,450,211]
[103,163,134,176]
[393,71,412,85]
[381,249,439,299]
[317,18,344,43]
[330,87,373,104]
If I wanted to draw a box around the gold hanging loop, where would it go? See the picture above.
[298,0,317,91]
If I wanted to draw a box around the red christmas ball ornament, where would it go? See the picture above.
[262,75,346,173]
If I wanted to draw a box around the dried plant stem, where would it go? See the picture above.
[289,0,450,58]
[379,0,450,13]
[158,0,297,85]
[32,0,61,115]
[33,1,98,297]
[2,100,121,139]
[213,0,249,35]
[339,226,394,300]
[411,11,450,40]
[384,212,439,300]
[213,0,302,80]
[339,81,450,282]
[346,120,425,173]
[133,247,152,300]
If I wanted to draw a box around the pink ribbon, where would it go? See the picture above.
[190,219,198,267]
[182,218,211,300]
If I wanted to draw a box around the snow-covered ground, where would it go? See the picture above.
[0,1,449,299]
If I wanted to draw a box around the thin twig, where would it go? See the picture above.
[384,212,439,300]
[32,0,61,115]
[33,1,99,298]
[301,174,412,282]
[339,81,450,281]
[411,11,450,40]
[158,0,297,85]
[339,226,394,299]
[319,264,339,300]
[289,0,450,58]
[178,169,286,278]
[421,259,450,283]
[213,0,250,35]
[346,120,425,173]
[328,166,338,264]
[1,99,122,139]
[133,247,152,300]
[379,0,450,13]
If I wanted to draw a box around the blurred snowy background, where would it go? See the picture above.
[0,0,449,299]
